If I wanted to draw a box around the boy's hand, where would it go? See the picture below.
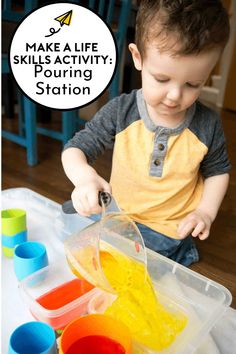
[71,167,111,217]
[177,209,213,240]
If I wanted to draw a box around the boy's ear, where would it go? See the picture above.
[129,43,142,71]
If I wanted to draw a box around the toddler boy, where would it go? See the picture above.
[62,0,231,266]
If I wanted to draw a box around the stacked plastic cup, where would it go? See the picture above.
[1,209,27,257]
[59,314,133,354]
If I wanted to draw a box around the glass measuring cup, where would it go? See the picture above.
[63,192,147,294]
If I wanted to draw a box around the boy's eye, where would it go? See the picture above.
[186,82,201,88]
[155,78,169,83]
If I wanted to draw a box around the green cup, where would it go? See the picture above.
[2,209,26,236]
[1,209,27,257]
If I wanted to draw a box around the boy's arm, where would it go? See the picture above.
[61,97,120,216]
[62,147,94,186]
[61,147,111,216]
[177,173,229,240]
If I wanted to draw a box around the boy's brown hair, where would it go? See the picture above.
[135,0,230,57]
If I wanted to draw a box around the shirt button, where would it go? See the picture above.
[158,143,165,151]
[154,159,161,166]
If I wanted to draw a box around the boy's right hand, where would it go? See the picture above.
[71,167,111,217]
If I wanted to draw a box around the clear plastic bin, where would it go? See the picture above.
[2,188,232,354]
[19,261,100,331]
[54,209,94,243]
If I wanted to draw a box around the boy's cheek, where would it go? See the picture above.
[142,88,163,105]
[183,90,201,106]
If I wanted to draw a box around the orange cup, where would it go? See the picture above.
[59,314,133,354]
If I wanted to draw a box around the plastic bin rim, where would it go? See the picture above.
[2,187,60,210]
[146,247,232,307]
[19,265,100,317]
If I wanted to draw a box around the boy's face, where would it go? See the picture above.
[129,43,220,120]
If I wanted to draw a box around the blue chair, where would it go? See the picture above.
[2,0,77,162]
[2,0,38,166]
[2,1,131,165]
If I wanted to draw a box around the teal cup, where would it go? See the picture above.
[13,242,49,281]
[8,321,57,354]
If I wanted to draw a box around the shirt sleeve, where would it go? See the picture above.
[63,97,118,163]
[200,113,231,178]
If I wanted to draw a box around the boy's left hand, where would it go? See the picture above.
[177,209,212,240]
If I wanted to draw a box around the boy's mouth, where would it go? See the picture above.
[161,102,179,109]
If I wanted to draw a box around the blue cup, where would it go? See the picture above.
[8,321,57,354]
[13,242,49,281]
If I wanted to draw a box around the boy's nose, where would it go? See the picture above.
[166,87,182,102]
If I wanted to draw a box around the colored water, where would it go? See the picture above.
[67,242,187,350]
[66,335,125,354]
[36,279,94,310]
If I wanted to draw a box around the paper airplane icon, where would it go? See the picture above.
[54,10,72,27]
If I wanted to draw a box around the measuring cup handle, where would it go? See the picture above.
[62,191,112,214]
[98,192,112,208]
[62,200,77,214]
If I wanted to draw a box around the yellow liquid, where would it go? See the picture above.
[67,243,187,351]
